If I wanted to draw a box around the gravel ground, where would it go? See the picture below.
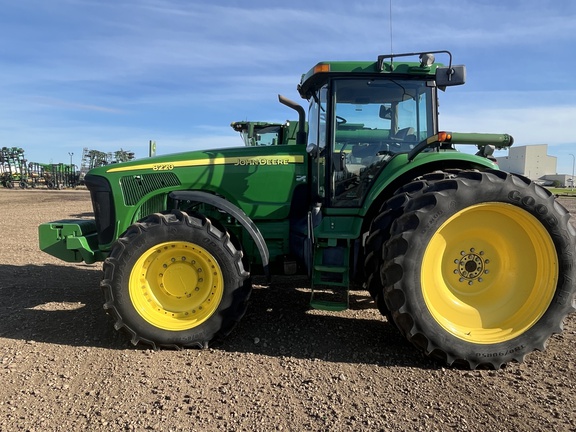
[1,189,575,431]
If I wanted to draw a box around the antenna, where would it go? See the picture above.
[389,0,393,55]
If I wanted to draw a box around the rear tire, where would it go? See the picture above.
[365,172,455,316]
[381,170,576,369]
[101,210,251,349]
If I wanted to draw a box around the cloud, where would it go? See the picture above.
[29,97,126,113]
[441,90,576,147]
[1,0,575,168]
[441,89,576,174]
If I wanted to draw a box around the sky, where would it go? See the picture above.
[1,0,575,175]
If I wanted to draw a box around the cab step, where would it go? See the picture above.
[310,284,349,311]
[310,240,350,310]
[310,278,349,310]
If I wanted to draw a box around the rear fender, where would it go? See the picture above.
[361,154,498,231]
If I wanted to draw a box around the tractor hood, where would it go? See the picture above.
[85,144,309,247]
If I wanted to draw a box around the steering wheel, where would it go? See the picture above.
[320,114,347,125]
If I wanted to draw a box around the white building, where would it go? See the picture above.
[496,144,557,181]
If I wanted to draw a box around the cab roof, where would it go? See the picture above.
[297,51,452,99]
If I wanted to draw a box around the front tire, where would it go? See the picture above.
[101,210,251,349]
[381,170,576,369]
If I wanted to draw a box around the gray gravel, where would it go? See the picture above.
[0,189,575,431]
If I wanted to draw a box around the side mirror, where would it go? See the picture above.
[436,65,466,88]
[379,105,392,120]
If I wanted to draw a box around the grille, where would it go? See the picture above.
[84,174,116,245]
[121,173,181,206]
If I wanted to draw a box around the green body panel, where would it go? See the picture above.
[39,150,499,267]
[37,140,502,265]
[98,144,307,221]
[315,214,364,240]
[39,144,309,263]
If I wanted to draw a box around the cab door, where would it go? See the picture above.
[306,85,328,205]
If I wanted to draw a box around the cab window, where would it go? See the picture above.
[331,78,433,206]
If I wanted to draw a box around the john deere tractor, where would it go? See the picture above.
[39,51,576,369]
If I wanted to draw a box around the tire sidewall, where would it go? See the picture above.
[109,213,246,346]
[392,172,576,365]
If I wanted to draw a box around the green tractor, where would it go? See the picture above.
[39,51,576,369]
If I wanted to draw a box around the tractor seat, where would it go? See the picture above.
[393,127,417,141]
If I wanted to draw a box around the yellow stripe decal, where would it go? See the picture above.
[106,155,305,173]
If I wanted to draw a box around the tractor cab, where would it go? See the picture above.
[298,51,465,207]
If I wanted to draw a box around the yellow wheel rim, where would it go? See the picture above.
[422,202,558,344]
[129,241,224,331]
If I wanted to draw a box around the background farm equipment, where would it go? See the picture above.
[26,163,49,188]
[79,147,135,184]
[231,120,300,146]
[41,163,79,189]
[113,149,135,163]
[0,146,137,189]
[1,148,79,189]
[0,147,28,188]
